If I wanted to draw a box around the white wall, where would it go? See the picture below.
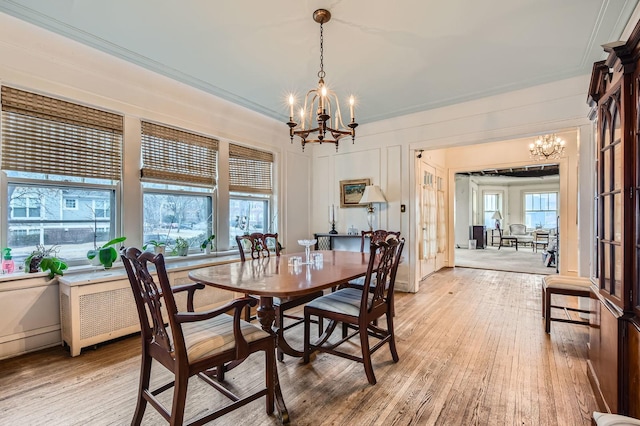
[454,175,471,248]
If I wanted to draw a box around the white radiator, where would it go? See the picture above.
[59,269,234,356]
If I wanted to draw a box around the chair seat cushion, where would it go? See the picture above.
[170,314,270,363]
[543,275,591,291]
[593,411,640,426]
[306,287,371,317]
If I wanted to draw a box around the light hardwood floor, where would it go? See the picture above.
[0,267,597,425]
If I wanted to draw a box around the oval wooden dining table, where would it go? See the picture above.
[188,250,371,425]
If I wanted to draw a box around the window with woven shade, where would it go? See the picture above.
[228,144,274,248]
[140,121,217,255]
[1,86,123,262]
[141,121,218,187]
[229,143,273,194]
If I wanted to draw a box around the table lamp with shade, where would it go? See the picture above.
[359,185,387,231]
[491,211,503,229]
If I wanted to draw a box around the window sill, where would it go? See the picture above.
[0,252,241,287]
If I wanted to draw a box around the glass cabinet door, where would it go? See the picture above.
[598,93,623,304]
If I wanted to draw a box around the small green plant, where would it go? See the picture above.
[200,234,215,251]
[87,236,126,269]
[25,245,68,278]
[143,239,166,250]
[173,237,189,256]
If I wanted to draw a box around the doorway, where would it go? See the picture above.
[453,164,560,274]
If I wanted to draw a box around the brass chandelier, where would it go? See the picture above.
[529,134,565,160]
[286,9,358,151]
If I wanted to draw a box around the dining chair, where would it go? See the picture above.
[348,229,401,288]
[121,247,274,426]
[236,233,324,361]
[533,230,550,253]
[303,237,405,385]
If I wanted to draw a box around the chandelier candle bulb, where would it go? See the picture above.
[350,96,355,121]
[289,94,294,119]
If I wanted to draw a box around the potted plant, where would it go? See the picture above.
[87,236,126,269]
[143,239,166,255]
[173,237,189,256]
[25,245,68,278]
[200,234,215,254]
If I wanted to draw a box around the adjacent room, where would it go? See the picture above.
[454,159,560,275]
[1,2,640,425]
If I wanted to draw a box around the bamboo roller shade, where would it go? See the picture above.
[1,86,123,181]
[229,143,273,194]
[141,121,218,186]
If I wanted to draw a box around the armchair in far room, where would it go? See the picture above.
[508,224,534,249]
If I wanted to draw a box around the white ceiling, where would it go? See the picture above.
[1,1,638,125]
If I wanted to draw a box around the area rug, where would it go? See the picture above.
[455,245,557,275]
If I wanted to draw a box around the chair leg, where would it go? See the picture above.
[545,290,552,334]
[386,313,399,363]
[170,372,189,426]
[359,324,376,385]
[303,310,311,364]
[318,316,323,337]
[131,353,152,426]
[342,322,348,339]
[216,364,225,381]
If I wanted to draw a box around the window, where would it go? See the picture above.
[64,198,78,210]
[1,86,122,262]
[229,195,270,246]
[7,179,116,260]
[228,144,274,247]
[10,196,41,219]
[524,192,558,229]
[93,200,110,218]
[141,121,217,254]
[483,192,502,228]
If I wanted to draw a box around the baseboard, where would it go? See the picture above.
[0,326,61,360]
[587,359,610,414]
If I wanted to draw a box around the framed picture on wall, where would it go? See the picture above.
[340,178,370,207]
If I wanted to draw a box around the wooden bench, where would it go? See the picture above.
[541,275,591,333]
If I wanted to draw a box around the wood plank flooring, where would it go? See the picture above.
[0,267,597,425]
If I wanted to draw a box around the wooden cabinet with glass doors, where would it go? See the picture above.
[588,19,640,417]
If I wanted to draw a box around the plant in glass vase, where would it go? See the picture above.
[200,234,215,254]
[172,237,189,256]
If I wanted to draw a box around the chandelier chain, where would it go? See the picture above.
[318,23,325,79]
